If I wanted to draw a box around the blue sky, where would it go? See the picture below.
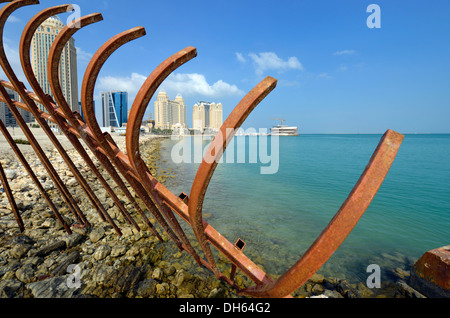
[2,0,449,133]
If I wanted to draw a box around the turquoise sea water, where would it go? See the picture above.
[155,134,450,286]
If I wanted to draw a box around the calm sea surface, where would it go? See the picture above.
[153,133,450,286]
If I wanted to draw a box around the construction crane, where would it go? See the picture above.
[270,118,286,126]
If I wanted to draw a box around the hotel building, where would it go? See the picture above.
[192,101,223,133]
[154,91,187,130]
[30,16,78,117]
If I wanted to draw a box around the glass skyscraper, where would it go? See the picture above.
[101,91,128,127]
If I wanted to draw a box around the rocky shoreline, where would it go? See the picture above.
[0,134,432,298]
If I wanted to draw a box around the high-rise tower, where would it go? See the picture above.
[154,91,187,130]
[30,16,78,116]
[192,101,223,132]
[101,91,128,127]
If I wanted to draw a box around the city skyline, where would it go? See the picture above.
[1,1,449,133]
[0,87,31,127]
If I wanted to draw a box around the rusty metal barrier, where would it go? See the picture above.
[0,0,404,298]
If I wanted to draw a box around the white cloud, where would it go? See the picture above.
[76,47,93,62]
[318,73,332,79]
[0,42,27,84]
[248,52,303,76]
[7,16,20,23]
[97,72,146,96]
[337,64,348,72]
[333,50,356,56]
[160,73,244,98]
[235,52,246,63]
[97,72,244,100]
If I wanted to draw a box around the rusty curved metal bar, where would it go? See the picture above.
[240,129,404,297]
[0,116,72,234]
[18,3,125,235]
[80,27,183,245]
[185,76,278,276]
[0,157,24,232]
[43,9,144,232]
[126,46,204,268]
[0,0,90,227]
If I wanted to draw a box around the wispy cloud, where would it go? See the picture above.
[76,47,93,62]
[7,16,20,23]
[161,73,244,98]
[0,42,27,84]
[333,49,356,56]
[98,72,146,96]
[97,72,244,101]
[337,64,348,72]
[318,73,332,79]
[248,52,303,76]
[235,52,246,63]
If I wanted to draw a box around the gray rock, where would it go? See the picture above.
[135,279,157,297]
[10,243,32,259]
[208,287,226,298]
[110,244,127,258]
[26,275,76,298]
[323,289,344,298]
[63,233,83,248]
[395,280,426,298]
[151,267,163,281]
[66,178,78,187]
[15,264,35,283]
[51,251,81,276]
[91,265,115,284]
[35,240,66,257]
[155,282,169,296]
[93,244,111,261]
[89,228,105,243]
[164,265,176,277]
[173,269,192,287]
[336,280,361,298]
[114,265,143,293]
[41,218,56,228]
[4,169,16,180]
[8,235,34,246]
[0,279,23,298]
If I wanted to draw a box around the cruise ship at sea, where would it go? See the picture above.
[270,124,299,136]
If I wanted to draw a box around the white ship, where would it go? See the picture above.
[269,118,299,136]
[270,125,299,136]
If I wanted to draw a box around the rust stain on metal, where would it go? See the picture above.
[0,1,404,298]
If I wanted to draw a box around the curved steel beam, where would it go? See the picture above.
[126,46,196,170]
[187,76,277,277]
[241,129,404,297]
[0,0,90,227]
[81,27,146,152]
[18,4,123,234]
[42,11,144,232]
[126,46,203,267]
[80,27,186,246]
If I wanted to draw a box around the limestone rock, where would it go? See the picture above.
[135,279,157,298]
[89,228,105,243]
[93,244,111,261]
[27,275,76,298]
[0,279,23,298]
